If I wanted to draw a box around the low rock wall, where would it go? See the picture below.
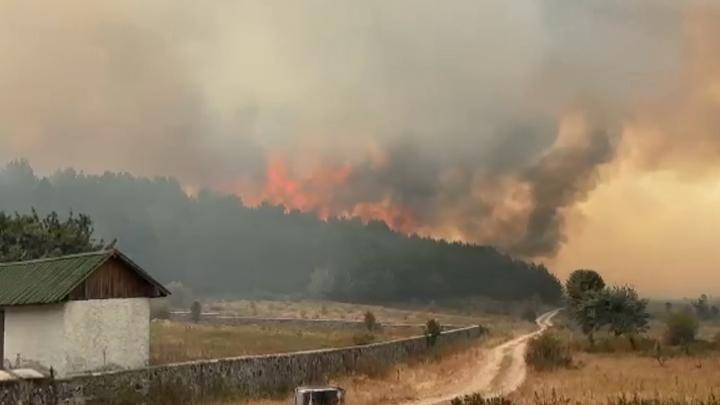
[2,325,483,404]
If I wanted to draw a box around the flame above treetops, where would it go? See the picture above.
[240,158,419,235]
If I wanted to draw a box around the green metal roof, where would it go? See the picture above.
[0,250,169,306]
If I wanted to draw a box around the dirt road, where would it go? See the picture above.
[405,309,561,405]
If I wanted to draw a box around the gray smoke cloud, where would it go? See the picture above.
[0,0,718,257]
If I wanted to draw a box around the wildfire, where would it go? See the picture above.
[350,200,417,234]
[240,158,419,234]
[261,159,352,219]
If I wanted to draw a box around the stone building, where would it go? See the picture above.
[0,249,169,377]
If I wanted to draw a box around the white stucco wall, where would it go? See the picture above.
[2,298,151,377]
[4,304,67,376]
[63,298,150,376]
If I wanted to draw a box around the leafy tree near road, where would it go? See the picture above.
[566,270,649,348]
[565,269,605,304]
[566,270,607,345]
[604,286,650,349]
[569,288,607,345]
[0,209,103,262]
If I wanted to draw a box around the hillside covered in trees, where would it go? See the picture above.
[0,160,562,303]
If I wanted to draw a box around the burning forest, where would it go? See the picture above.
[1,0,720,294]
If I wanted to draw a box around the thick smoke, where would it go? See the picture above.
[0,1,719,257]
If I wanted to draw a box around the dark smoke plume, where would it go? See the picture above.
[1,1,719,257]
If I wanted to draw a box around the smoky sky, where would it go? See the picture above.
[1,0,718,257]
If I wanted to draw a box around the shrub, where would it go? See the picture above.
[190,300,202,323]
[663,312,698,346]
[363,311,378,331]
[525,332,572,371]
[451,394,513,405]
[352,332,376,346]
[581,335,656,354]
[425,319,442,347]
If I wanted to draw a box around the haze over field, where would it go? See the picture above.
[1,1,719,296]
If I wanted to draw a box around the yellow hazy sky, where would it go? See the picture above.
[553,142,720,297]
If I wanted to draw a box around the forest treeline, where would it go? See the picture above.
[0,160,563,304]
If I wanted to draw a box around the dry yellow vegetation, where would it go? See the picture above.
[200,338,501,405]
[151,298,531,365]
[150,321,418,365]
[510,352,720,404]
[205,298,534,338]
[504,314,720,404]
[208,299,478,325]
[154,298,535,403]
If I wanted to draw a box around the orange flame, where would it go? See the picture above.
[241,158,419,234]
[261,159,351,219]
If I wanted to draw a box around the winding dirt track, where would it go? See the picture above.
[405,309,561,405]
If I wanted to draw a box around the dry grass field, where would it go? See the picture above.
[510,352,720,404]
[151,298,536,403]
[150,320,419,364]
[184,313,720,405]
[505,316,720,405]
[152,297,535,365]
[206,299,477,324]
[151,297,534,365]
[203,298,535,338]
[151,298,536,404]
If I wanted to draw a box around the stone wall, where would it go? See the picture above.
[2,325,483,405]
[0,378,58,405]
